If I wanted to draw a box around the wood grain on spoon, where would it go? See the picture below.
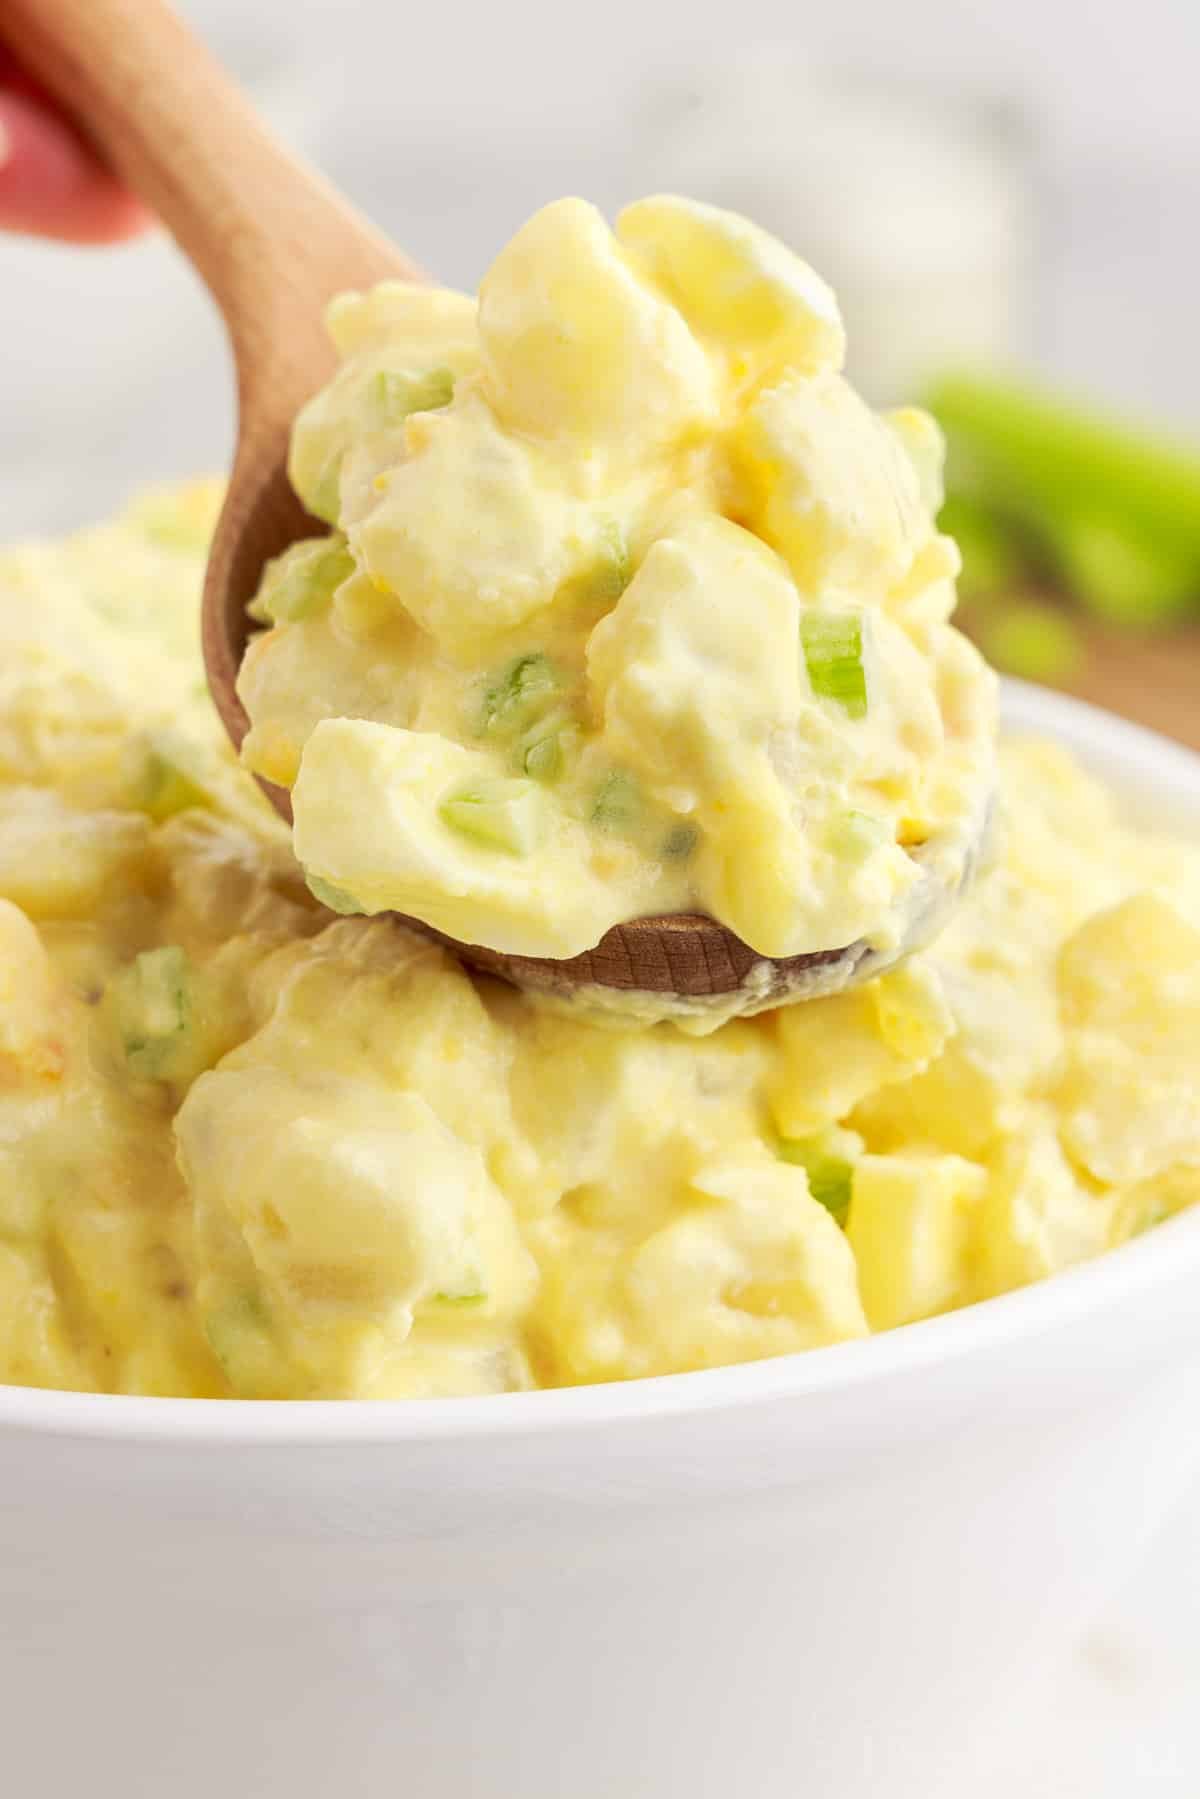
[8,0,977,1012]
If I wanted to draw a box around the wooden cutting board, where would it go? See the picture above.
[1065,624,1200,751]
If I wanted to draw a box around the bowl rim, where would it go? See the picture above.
[3,1205,1200,1444]
[2,679,1198,1446]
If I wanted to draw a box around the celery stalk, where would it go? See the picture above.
[928,373,1200,603]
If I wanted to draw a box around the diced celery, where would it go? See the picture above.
[367,369,410,425]
[828,810,888,861]
[308,456,344,528]
[255,537,355,625]
[478,653,561,738]
[433,1259,487,1305]
[439,777,547,854]
[128,729,212,821]
[777,1134,855,1227]
[368,365,456,428]
[801,612,868,719]
[591,770,640,832]
[522,731,564,782]
[305,873,369,915]
[416,366,457,412]
[204,1290,276,1391]
[558,518,632,613]
[108,946,193,1081]
[591,518,631,602]
[518,708,578,783]
[308,366,458,524]
[661,822,698,860]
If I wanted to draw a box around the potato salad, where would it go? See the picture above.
[238,196,995,975]
[1,484,1198,1399]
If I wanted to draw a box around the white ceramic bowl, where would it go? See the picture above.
[3,682,1200,1799]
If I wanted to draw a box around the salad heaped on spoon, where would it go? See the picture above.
[236,196,996,1023]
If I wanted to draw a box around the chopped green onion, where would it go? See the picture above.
[777,1135,855,1227]
[305,873,368,916]
[591,770,640,832]
[801,611,868,719]
[109,946,193,1082]
[440,777,547,854]
[433,1290,488,1307]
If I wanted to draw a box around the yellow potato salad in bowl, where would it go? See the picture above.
[1,480,1199,1398]
[238,197,996,974]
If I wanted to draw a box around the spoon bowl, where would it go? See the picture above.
[11,0,987,1017]
[218,579,987,1020]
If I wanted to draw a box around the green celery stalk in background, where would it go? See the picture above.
[1051,513,1199,628]
[928,373,1200,629]
[935,493,1025,605]
[974,598,1084,684]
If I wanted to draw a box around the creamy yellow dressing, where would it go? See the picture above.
[1,488,1198,1399]
[238,196,996,973]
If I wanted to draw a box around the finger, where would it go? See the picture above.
[0,88,151,244]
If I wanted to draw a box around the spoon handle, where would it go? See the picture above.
[2,0,418,375]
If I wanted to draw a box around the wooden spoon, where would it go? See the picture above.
[9,0,985,1019]
[3,0,420,709]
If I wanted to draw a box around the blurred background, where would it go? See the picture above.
[1,0,1198,743]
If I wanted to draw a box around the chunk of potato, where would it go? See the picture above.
[478,197,718,454]
[848,1152,986,1329]
[1056,894,1200,1184]
[729,372,930,598]
[617,194,845,385]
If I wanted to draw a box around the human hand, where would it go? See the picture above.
[0,45,150,242]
